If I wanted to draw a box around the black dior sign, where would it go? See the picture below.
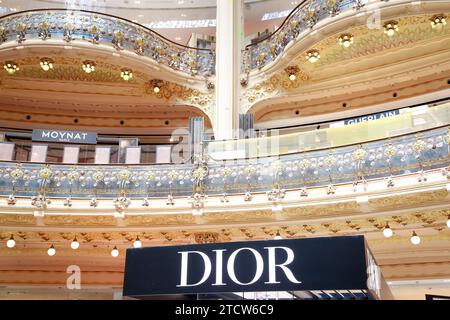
[123,236,370,297]
[32,129,97,144]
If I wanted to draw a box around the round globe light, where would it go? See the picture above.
[410,232,421,245]
[383,227,393,238]
[6,235,15,248]
[133,238,142,249]
[71,239,80,250]
[47,245,56,256]
[111,246,119,257]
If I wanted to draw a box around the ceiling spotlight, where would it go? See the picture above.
[133,236,142,248]
[338,34,354,48]
[70,236,79,250]
[430,14,447,30]
[3,61,19,74]
[383,224,393,238]
[111,246,119,257]
[410,231,421,245]
[120,68,133,81]
[6,234,15,248]
[305,49,320,63]
[39,57,54,71]
[151,79,163,93]
[285,66,300,81]
[274,230,283,240]
[384,20,399,37]
[82,60,96,74]
[47,244,56,256]
[446,215,450,228]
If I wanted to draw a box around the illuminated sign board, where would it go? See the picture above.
[123,236,374,297]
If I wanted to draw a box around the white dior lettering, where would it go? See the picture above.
[227,248,264,286]
[264,246,301,284]
[212,249,226,286]
[177,251,212,287]
[177,246,301,288]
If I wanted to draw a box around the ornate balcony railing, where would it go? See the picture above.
[243,0,366,72]
[0,9,215,77]
[0,126,448,208]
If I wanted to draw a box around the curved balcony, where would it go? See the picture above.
[0,9,215,77]
[0,117,448,208]
[243,0,364,72]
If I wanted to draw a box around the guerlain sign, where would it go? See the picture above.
[123,236,370,297]
[32,129,97,144]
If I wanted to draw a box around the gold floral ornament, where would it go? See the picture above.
[134,37,146,55]
[256,52,266,68]
[16,23,27,43]
[67,169,79,183]
[167,170,178,181]
[90,25,100,44]
[413,139,426,154]
[352,147,366,162]
[192,166,208,181]
[299,159,311,171]
[118,169,131,181]
[39,166,53,180]
[92,171,104,183]
[112,30,124,50]
[324,155,336,168]
[384,144,397,159]
[244,165,256,176]
[219,167,233,178]
[144,171,155,182]
[37,21,51,40]
[10,164,24,180]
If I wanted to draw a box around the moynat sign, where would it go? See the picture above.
[32,129,97,144]
[123,236,382,297]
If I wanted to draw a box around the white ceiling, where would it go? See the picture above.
[0,0,299,45]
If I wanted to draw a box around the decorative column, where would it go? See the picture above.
[214,0,244,140]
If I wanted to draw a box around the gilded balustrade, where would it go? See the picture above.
[0,9,214,76]
[0,126,448,206]
[243,0,363,72]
